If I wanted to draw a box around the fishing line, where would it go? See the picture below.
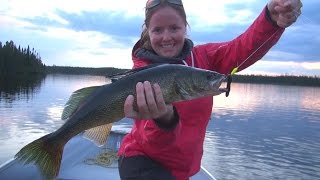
[230,8,315,76]
[230,29,281,75]
[226,6,314,97]
[226,24,280,97]
[293,9,314,24]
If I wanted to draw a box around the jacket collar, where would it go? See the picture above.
[132,38,194,64]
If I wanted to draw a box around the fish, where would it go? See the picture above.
[14,64,228,179]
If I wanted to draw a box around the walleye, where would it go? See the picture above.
[14,64,227,179]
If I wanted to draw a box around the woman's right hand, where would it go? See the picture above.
[124,81,175,123]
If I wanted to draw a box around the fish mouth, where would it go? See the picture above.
[218,87,229,92]
[219,75,232,97]
[218,80,229,92]
[210,75,229,93]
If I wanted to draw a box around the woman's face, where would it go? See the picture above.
[148,6,186,58]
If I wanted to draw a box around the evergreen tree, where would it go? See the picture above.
[0,40,46,77]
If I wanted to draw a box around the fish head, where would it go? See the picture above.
[192,68,228,96]
[176,68,228,100]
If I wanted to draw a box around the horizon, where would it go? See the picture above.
[43,65,320,78]
[0,0,319,76]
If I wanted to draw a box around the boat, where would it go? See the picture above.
[0,124,216,180]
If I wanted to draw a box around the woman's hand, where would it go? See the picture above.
[124,81,174,123]
[267,0,303,28]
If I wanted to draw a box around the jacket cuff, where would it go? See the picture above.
[265,5,280,28]
[153,106,179,130]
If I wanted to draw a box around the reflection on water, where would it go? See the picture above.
[0,74,45,103]
[0,74,110,165]
[213,84,320,123]
[204,83,320,179]
[0,75,319,179]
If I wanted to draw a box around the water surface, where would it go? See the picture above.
[0,74,319,180]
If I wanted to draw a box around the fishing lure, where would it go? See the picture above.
[231,67,238,75]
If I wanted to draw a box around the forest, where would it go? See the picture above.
[0,41,47,93]
[1,41,319,88]
[233,74,320,87]
[0,41,46,77]
[46,66,127,77]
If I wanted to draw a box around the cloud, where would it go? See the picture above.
[55,10,142,43]
[240,60,320,76]
[0,0,319,76]
[0,15,35,28]
[184,0,258,27]
[60,47,133,68]
[264,50,305,61]
[0,0,145,17]
[301,62,320,70]
[0,14,134,68]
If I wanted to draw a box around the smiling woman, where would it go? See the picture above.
[1,0,320,180]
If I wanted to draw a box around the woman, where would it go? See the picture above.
[118,0,302,180]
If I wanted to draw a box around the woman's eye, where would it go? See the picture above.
[171,26,179,32]
[152,28,162,34]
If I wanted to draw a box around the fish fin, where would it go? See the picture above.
[175,81,193,100]
[83,123,113,147]
[108,63,164,81]
[15,134,64,180]
[61,86,101,120]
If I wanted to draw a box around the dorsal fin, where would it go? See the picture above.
[108,63,163,82]
[83,123,113,146]
[61,86,100,120]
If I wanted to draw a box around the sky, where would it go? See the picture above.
[0,0,319,76]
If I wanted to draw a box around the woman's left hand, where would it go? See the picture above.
[267,0,303,28]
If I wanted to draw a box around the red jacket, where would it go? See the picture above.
[118,7,284,180]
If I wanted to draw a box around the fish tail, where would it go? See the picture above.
[15,133,64,179]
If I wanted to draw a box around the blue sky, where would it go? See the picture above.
[0,0,319,76]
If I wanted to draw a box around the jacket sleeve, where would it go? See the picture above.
[199,6,285,74]
[128,60,181,147]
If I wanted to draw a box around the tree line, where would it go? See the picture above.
[233,74,320,87]
[0,40,319,88]
[0,41,46,77]
[46,66,320,87]
[0,41,46,94]
[46,66,128,77]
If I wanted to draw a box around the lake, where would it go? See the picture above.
[0,74,319,180]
